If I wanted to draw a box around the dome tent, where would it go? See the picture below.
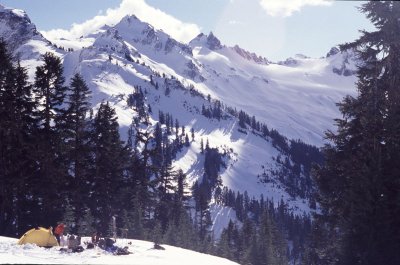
[18,227,59,247]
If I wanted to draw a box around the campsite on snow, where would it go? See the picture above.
[1,1,400,264]
[0,235,238,264]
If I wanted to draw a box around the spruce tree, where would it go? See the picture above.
[64,73,92,217]
[9,62,39,235]
[314,2,400,264]
[33,52,69,226]
[90,101,127,233]
[0,41,40,235]
[0,42,32,236]
[0,41,15,235]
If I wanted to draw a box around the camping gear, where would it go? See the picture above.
[59,246,84,253]
[153,243,165,250]
[114,246,131,255]
[86,243,95,249]
[105,238,115,248]
[98,239,106,250]
[67,235,81,249]
[18,227,59,247]
[100,237,132,255]
[60,235,67,247]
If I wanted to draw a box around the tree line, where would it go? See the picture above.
[0,40,295,265]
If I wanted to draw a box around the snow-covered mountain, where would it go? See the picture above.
[0,5,63,77]
[0,3,357,224]
[0,236,238,264]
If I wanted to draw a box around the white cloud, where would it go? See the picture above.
[259,0,332,17]
[42,0,201,44]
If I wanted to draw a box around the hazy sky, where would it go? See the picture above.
[1,0,374,61]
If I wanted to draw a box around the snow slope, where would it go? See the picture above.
[188,39,357,146]
[0,236,238,265]
[58,15,358,145]
[0,5,359,227]
[57,17,356,214]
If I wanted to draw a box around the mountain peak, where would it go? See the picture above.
[206,31,222,50]
[0,4,41,50]
[96,13,193,56]
[189,32,223,50]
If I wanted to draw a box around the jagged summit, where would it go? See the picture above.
[121,14,139,22]
[232,44,269,65]
[111,14,192,56]
[206,32,222,50]
[0,4,27,18]
[189,32,206,45]
[0,4,42,50]
[189,31,223,50]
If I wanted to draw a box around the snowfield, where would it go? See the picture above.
[0,3,359,231]
[0,236,238,265]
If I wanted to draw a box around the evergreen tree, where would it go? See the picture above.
[0,41,38,236]
[33,52,69,226]
[218,221,234,260]
[127,196,145,239]
[8,62,39,235]
[0,41,16,235]
[185,134,190,147]
[64,73,92,217]
[192,181,212,240]
[90,101,127,233]
[191,128,195,141]
[313,2,400,264]
[154,163,177,230]
[34,52,67,132]
[258,210,287,265]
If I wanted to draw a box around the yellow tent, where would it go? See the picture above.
[18,227,59,247]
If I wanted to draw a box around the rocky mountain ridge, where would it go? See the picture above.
[0,4,358,219]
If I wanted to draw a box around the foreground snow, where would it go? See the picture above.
[0,236,238,265]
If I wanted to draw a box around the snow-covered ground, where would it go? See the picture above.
[0,236,238,265]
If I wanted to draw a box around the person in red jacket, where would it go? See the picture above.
[54,223,65,245]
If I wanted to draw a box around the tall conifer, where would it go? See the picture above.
[314,2,400,264]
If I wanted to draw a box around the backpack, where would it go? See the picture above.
[86,243,95,249]
[114,247,131,255]
[98,239,106,250]
[105,238,115,247]
[72,246,84,253]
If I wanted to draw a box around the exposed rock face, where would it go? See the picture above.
[232,45,269,65]
[326,46,340,57]
[0,5,43,50]
[331,49,358,76]
[184,60,205,82]
[206,32,222,50]
[116,14,192,56]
